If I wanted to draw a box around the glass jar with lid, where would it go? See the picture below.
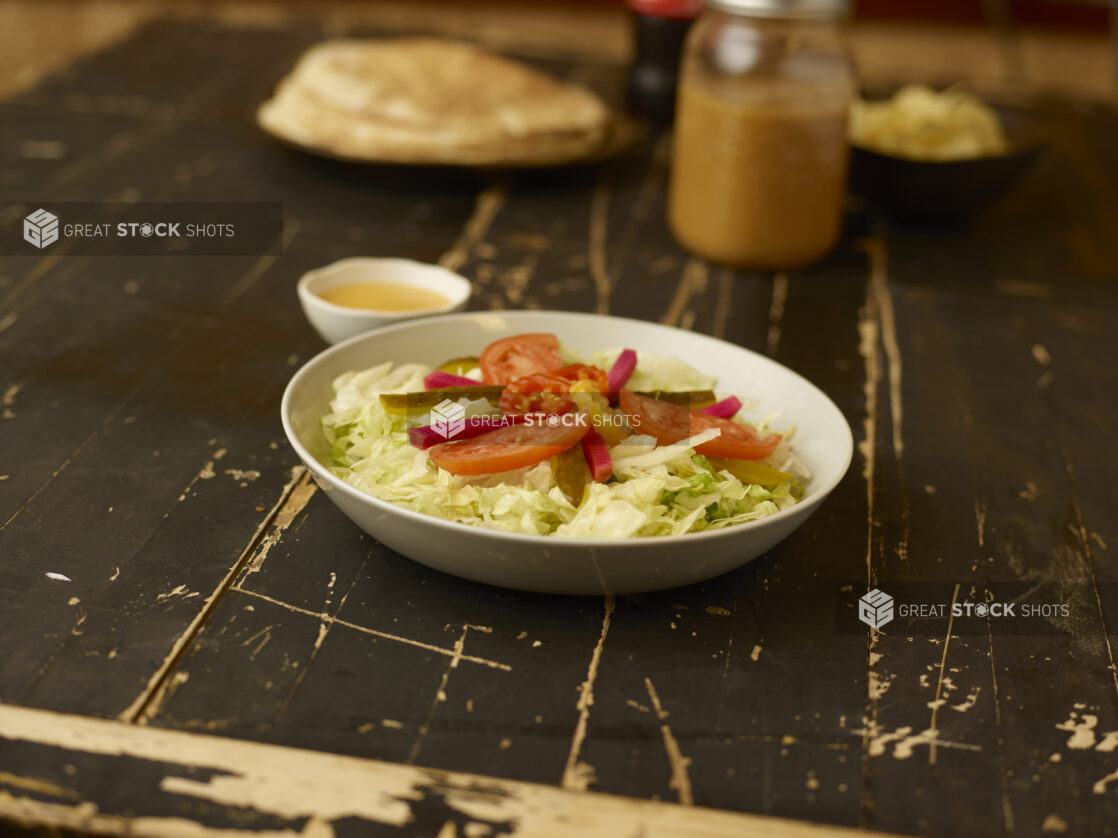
[668,0,855,268]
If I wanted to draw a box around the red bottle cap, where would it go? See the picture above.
[626,0,703,20]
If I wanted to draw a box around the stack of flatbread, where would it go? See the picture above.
[258,38,615,166]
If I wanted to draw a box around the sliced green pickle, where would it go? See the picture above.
[636,389,717,409]
[710,457,792,486]
[552,445,590,507]
[437,356,480,376]
[382,387,717,417]
[380,386,504,415]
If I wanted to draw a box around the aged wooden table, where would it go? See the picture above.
[2,14,1117,838]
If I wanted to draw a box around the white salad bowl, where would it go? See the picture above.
[281,311,853,595]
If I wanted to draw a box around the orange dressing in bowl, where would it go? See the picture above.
[317,281,450,312]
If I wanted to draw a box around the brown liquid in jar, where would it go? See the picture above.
[669,72,850,268]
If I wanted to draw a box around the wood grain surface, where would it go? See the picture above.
[0,0,1115,102]
[0,15,1117,838]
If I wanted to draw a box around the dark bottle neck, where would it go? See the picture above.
[628,13,695,123]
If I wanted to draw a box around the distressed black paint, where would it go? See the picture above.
[0,19,1116,838]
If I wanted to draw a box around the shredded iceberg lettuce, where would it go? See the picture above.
[321,349,804,539]
[590,347,715,392]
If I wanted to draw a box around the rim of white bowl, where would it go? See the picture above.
[297,257,472,319]
[281,310,855,548]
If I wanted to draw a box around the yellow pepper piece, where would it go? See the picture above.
[569,379,600,394]
[571,390,630,446]
[710,458,792,486]
[436,356,480,376]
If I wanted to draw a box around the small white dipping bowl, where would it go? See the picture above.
[282,311,854,595]
[297,257,471,344]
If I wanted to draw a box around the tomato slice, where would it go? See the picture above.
[479,333,563,385]
[552,363,609,394]
[619,391,781,460]
[498,364,609,415]
[499,373,574,415]
[428,419,589,476]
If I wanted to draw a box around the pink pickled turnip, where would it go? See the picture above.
[701,396,742,419]
[408,414,527,450]
[606,349,637,394]
[582,427,613,482]
[424,370,478,389]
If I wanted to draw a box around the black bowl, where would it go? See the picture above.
[849,103,1045,223]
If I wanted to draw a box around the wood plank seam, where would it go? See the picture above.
[227,587,512,673]
[0,376,143,537]
[119,465,311,723]
[588,175,613,315]
[236,470,319,584]
[439,186,508,273]
[982,610,1016,833]
[855,235,883,828]
[560,594,615,792]
[218,217,303,309]
[661,259,708,329]
[927,583,962,765]
[711,269,733,340]
[267,589,352,729]
[766,272,789,357]
[406,614,486,765]
[644,676,694,806]
[1061,447,1118,704]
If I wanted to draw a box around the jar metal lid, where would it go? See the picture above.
[703,0,849,18]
